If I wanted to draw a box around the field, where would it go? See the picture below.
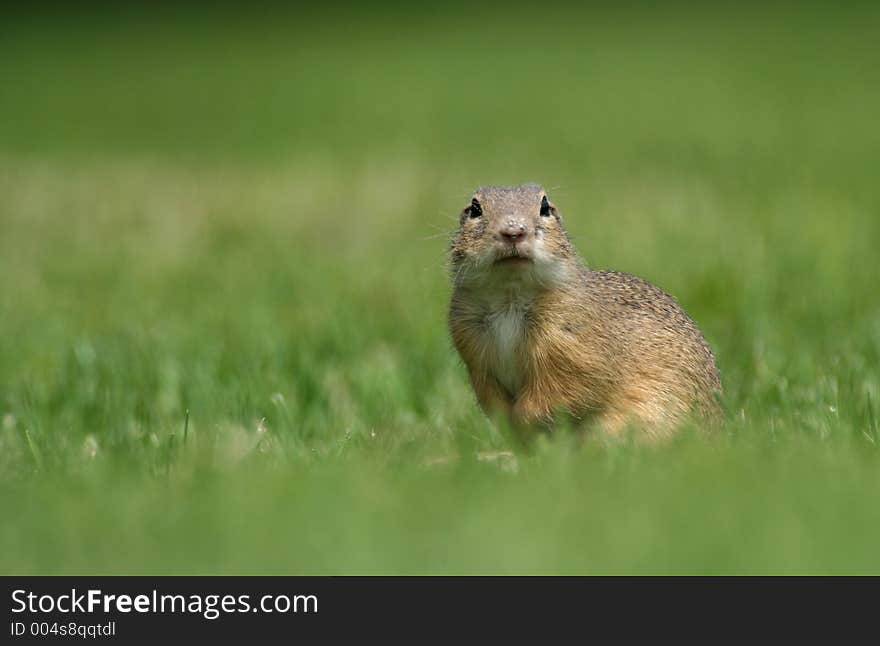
[1,4,879,574]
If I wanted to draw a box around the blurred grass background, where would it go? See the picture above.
[1,2,879,573]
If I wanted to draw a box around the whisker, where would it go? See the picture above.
[420,231,455,241]
[437,211,461,222]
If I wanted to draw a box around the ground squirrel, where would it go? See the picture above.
[448,183,721,437]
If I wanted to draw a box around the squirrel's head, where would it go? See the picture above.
[450,183,577,289]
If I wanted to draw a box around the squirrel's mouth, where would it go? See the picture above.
[493,253,533,266]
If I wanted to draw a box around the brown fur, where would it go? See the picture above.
[448,183,721,438]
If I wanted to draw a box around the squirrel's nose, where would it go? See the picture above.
[499,220,527,243]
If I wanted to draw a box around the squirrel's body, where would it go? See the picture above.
[449,184,721,437]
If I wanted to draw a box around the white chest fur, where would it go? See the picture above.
[484,296,530,395]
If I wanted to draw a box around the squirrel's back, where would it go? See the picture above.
[575,269,722,426]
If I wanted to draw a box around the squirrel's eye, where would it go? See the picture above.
[540,195,551,217]
[469,198,483,218]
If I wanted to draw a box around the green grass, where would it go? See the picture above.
[1,3,879,574]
